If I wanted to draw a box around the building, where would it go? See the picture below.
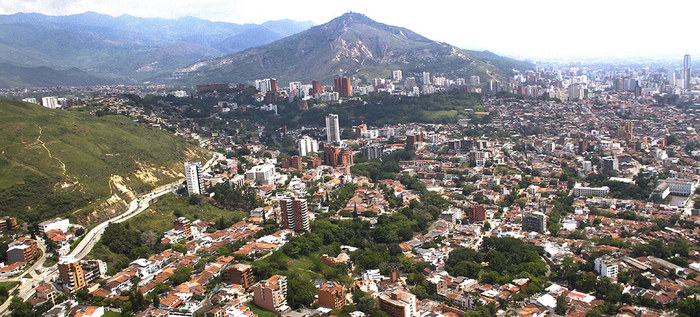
[326,114,341,143]
[38,218,70,235]
[594,255,619,279]
[682,54,691,90]
[466,204,485,222]
[354,124,367,138]
[280,197,310,232]
[185,162,205,196]
[334,77,352,97]
[568,83,585,101]
[318,281,345,310]
[662,178,699,196]
[312,80,324,96]
[522,212,546,233]
[620,121,633,140]
[362,143,385,160]
[252,275,288,312]
[601,156,619,172]
[572,183,610,197]
[427,276,447,296]
[379,290,417,317]
[223,263,253,289]
[40,96,59,109]
[422,72,430,85]
[245,164,277,186]
[392,70,403,81]
[470,75,480,86]
[57,256,107,291]
[6,237,38,264]
[405,134,423,151]
[0,216,18,233]
[281,156,303,170]
[58,256,86,290]
[297,136,319,157]
[323,145,353,167]
[174,217,193,240]
[404,77,416,91]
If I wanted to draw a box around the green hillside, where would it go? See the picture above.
[0,100,208,226]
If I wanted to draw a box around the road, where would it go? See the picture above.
[70,152,222,260]
[0,153,222,315]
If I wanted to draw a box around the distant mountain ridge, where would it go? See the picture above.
[172,12,533,85]
[0,12,314,86]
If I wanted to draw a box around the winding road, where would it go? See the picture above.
[0,153,223,315]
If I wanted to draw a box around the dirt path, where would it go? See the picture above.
[34,123,67,175]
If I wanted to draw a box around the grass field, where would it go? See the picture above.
[0,99,208,226]
[102,311,121,317]
[0,281,20,304]
[245,302,279,317]
[124,193,248,233]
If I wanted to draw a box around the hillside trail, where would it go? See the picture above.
[34,123,67,175]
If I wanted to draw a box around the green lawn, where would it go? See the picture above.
[245,302,279,317]
[103,311,121,317]
[124,193,248,233]
[0,281,20,304]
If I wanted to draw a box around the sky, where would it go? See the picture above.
[1,0,698,61]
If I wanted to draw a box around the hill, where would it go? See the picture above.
[0,63,115,88]
[172,12,533,85]
[0,12,314,86]
[0,100,208,226]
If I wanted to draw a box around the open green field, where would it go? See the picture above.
[124,193,248,233]
[245,302,280,317]
[0,281,19,304]
[0,99,208,226]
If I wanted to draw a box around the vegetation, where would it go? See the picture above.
[0,100,207,226]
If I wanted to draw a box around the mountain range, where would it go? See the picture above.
[172,12,533,85]
[0,11,531,88]
[0,12,314,87]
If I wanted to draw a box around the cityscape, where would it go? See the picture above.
[0,3,699,317]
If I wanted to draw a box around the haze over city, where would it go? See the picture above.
[2,0,699,60]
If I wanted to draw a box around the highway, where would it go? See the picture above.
[0,152,222,315]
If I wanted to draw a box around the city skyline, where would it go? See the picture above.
[2,0,699,60]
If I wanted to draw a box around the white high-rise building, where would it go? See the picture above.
[682,54,691,90]
[326,114,341,144]
[422,72,431,85]
[185,162,204,196]
[40,96,59,109]
[297,136,319,157]
[392,70,402,81]
[255,79,271,93]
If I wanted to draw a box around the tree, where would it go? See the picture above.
[555,295,567,315]
[287,275,316,308]
[170,267,193,286]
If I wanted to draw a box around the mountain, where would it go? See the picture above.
[0,100,209,226]
[0,12,314,86]
[0,63,115,88]
[172,12,533,85]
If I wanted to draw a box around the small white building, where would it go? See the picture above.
[594,255,619,280]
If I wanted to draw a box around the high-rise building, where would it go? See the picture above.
[522,212,546,233]
[620,120,633,140]
[318,281,346,310]
[404,77,416,91]
[0,216,18,233]
[466,204,485,222]
[422,72,431,85]
[682,54,691,90]
[326,114,341,143]
[280,197,310,232]
[362,143,385,160]
[379,290,417,317]
[311,80,324,96]
[594,255,619,280]
[297,136,319,157]
[354,124,367,138]
[334,77,352,97]
[270,78,278,93]
[568,83,585,101]
[174,217,193,240]
[223,263,254,289]
[392,70,403,81]
[252,275,288,312]
[601,156,619,172]
[58,256,86,291]
[185,162,204,196]
[40,96,59,109]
